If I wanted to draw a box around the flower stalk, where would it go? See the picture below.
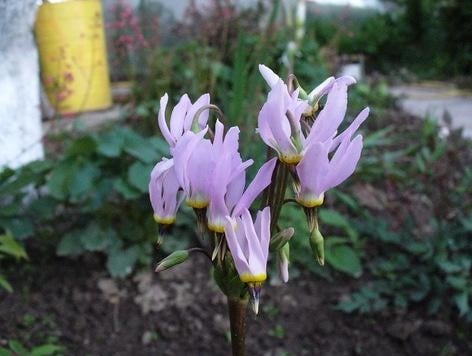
[269,161,290,233]
[227,297,248,356]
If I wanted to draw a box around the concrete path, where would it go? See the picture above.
[391,82,472,138]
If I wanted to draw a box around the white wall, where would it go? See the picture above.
[0,0,43,169]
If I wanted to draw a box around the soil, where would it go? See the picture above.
[1,250,470,356]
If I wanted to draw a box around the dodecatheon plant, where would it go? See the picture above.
[207,153,277,232]
[294,105,370,208]
[295,134,364,209]
[257,69,359,165]
[148,64,370,356]
[258,64,356,118]
[171,129,213,208]
[304,81,368,146]
[148,158,183,225]
[224,207,271,314]
[158,92,210,148]
[257,80,309,164]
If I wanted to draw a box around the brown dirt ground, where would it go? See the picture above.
[1,250,470,356]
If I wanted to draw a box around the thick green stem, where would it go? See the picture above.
[227,297,248,356]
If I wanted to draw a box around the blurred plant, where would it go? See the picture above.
[0,339,63,356]
[0,126,174,278]
[331,0,472,79]
[336,115,472,321]
[106,0,158,81]
[176,0,268,62]
[0,232,28,292]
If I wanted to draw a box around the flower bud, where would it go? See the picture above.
[155,250,189,273]
[270,227,294,251]
[309,228,324,266]
[278,242,290,283]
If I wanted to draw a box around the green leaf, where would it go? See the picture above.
[80,224,117,252]
[461,215,472,232]
[96,130,124,157]
[0,233,28,259]
[0,201,22,217]
[56,230,85,256]
[68,162,100,199]
[454,293,469,316]
[106,246,140,278]
[319,209,350,228]
[8,340,28,356]
[28,197,58,220]
[0,218,34,240]
[319,209,358,240]
[127,162,153,193]
[333,190,360,211]
[447,276,468,290]
[0,347,12,356]
[113,178,141,200]
[65,136,97,157]
[325,239,362,278]
[27,159,52,174]
[47,160,76,200]
[0,168,40,195]
[0,275,13,293]
[122,130,158,163]
[31,344,63,356]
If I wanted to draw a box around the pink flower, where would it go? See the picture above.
[257,80,308,164]
[171,120,276,230]
[149,158,183,224]
[224,208,271,284]
[257,65,359,164]
[158,93,210,148]
[206,121,276,230]
[295,108,369,207]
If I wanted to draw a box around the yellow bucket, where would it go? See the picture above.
[35,0,112,115]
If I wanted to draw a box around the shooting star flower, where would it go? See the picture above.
[224,208,271,314]
[158,92,210,148]
[149,158,183,224]
[295,127,365,208]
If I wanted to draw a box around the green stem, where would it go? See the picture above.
[227,297,248,356]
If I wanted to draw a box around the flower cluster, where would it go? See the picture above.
[258,64,369,208]
[149,64,368,312]
[150,91,276,297]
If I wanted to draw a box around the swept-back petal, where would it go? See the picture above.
[307,76,335,102]
[259,64,281,88]
[308,82,349,144]
[157,94,174,145]
[189,93,211,130]
[232,157,277,217]
[323,135,363,192]
[240,209,265,270]
[331,107,369,151]
[258,207,271,262]
[169,94,191,140]
[296,141,330,198]
[224,217,250,275]
[172,130,208,192]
